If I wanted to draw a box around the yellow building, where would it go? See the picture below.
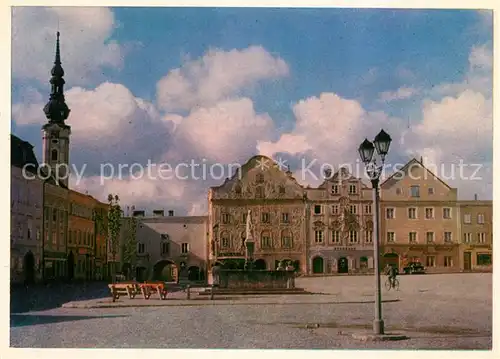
[305,168,375,274]
[208,155,307,273]
[458,200,492,271]
[380,158,461,273]
[68,190,96,280]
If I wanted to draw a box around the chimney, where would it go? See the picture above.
[474,194,478,201]
[168,210,174,217]
[133,210,145,217]
[153,209,164,217]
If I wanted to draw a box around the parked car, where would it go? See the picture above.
[403,262,426,274]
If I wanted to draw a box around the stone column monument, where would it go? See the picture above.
[245,209,255,271]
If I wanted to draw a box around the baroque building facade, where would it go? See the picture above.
[208,155,308,273]
[379,158,461,272]
[10,135,44,284]
[305,168,375,274]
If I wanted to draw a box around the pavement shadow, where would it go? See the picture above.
[10,282,110,313]
[10,314,129,328]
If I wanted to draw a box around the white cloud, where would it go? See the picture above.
[156,46,289,111]
[378,87,420,102]
[12,7,125,85]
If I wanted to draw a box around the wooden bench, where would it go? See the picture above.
[140,281,168,300]
[108,282,141,302]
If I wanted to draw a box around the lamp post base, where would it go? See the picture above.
[373,319,384,335]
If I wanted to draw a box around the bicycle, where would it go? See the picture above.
[385,277,400,291]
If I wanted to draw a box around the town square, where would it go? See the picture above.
[8,5,494,353]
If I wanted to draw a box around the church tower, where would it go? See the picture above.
[42,32,71,187]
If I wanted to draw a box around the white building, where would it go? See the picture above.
[10,135,44,284]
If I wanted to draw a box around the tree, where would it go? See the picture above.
[107,194,122,282]
[121,216,137,280]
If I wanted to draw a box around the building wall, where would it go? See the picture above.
[380,159,460,273]
[10,166,44,283]
[458,201,492,272]
[305,169,375,275]
[130,215,208,282]
[43,182,69,280]
[208,156,308,273]
[68,190,96,280]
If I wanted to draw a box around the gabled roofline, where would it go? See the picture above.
[380,157,453,190]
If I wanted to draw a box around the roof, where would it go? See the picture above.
[380,157,452,190]
[11,134,39,172]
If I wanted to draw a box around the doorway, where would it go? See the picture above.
[312,256,324,274]
[23,251,35,284]
[463,252,472,271]
[337,257,349,274]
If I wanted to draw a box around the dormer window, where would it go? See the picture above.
[331,185,339,195]
[349,184,357,194]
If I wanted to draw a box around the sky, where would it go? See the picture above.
[11,7,493,215]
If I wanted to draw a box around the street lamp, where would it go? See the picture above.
[358,129,392,335]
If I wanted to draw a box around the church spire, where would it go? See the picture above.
[43,31,70,126]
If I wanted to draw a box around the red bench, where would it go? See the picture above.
[140,281,168,300]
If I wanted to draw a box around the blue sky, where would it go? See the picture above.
[11,7,493,213]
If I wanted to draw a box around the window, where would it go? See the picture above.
[181,243,189,254]
[387,232,395,243]
[235,185,242,194]
[410,185,420,198]
[281,233,292,248]
[477,233,486,243]
[255,186,264,198]
[261,212,270,223]
[51,149,58,161]
[408,207,417,219]
[161,242,170,255]
[138,243,145,254]
[349,184,357,194]
[256,173,264,183]
[396,188,402,195]
[349,205,357,214]
[349,231,358,243]
[463,233,472,243]
[27,219,32,240]
[161,234,169,241]
[242,212,248,223]
[365,230,373,243]
[425,208,434,219]
[477,253,492,266]
[281,212,289,223]
[365,204,372,214]
[426,232,435,243]
[314,230,324,243]
[222,213,230,224]
[331,185,339,195]
[444,232,452,243]
[221,233,230,248]
[331,205,339,215]
[409,232,417,243]
[386,208,395,219]
[426,256,436,267]
[279,186,286,194]
[443,208,451,219]
[52,209,57,222]
[464,214,471,224]
[52,230,57,245]
[444,256,453,267]
[331,231,340,244]
[428,187,435,195]
[314,205,322,215]
[261,233,272,248]
[477,214,485,224]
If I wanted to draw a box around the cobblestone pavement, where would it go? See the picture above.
[9,273,492,349]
